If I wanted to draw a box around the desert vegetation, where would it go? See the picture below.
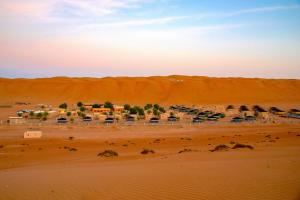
[98,150,118,157]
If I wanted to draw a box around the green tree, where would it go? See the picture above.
[67,112,72,117]
[80,106,86,112]
[104,101,113,109]
[129,107,138,114]
[137,108,145,116]
[36,112,43,119]
[153,109,160,117]
[159,107,166,113]
[43,112,49,117]
[92,104,101,108]
[17,112,23,117]
[153,104,160,110]
[29,111,34,117]
[144,104,153,110]
[59,103,67,109]
[124,104,131,111]
[77,102,83,107]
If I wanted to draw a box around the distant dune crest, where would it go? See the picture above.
[0,76,300,105]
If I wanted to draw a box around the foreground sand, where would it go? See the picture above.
[0,124,300,200]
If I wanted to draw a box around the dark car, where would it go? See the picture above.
[126,116,135,122]
[149,117,160,124]
[83,116,92,122]
[57,117,68,124]
[168,116,177,122]
[231,117,244,123]
[192,117,204,123]
[245,116,256,121]
[105,117,114,124]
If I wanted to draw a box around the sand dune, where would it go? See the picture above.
[0,75,300,105]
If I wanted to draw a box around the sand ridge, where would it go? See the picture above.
[1,75,300,105]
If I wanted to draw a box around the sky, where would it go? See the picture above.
[0,0,300,78]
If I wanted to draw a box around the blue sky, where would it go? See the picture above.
[0,0,300,78]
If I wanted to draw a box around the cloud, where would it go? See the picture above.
[81,16,189,29]
[0,0,154,20]
[203,4,300,19]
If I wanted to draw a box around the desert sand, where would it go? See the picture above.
[1,76,300,105]
[0,124,300,200]
[1,75,300,200]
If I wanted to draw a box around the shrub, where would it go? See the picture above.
[210,144,230,152]
[232,143,254,150]
[141,148,155,155]
[67,112,72,117]
[98,150,118,157]
[178,148,194,154]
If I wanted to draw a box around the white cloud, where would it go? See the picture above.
[0,0,153,20]
[202,4,300,19]
[81,16,188,29]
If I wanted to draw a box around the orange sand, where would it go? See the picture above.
[0,124,300,200]
[1,75,300,105]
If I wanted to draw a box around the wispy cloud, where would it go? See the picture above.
[81,16,188,29]
[198,4,300,19]
[0,0,154,20]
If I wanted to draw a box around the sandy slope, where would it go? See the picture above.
[0,75,300,105]
[0,124,300,200]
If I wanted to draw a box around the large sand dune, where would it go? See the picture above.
[0,75,300,105]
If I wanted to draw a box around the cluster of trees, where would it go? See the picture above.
[58,101,166,118]
[124,104,145,116]
[91,102,113,109]
[124,103,166,117]
[144,103,165,117]
[76,102,86,118]
[29,111,49,121]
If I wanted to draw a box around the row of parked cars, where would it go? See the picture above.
[170,105,226,123]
